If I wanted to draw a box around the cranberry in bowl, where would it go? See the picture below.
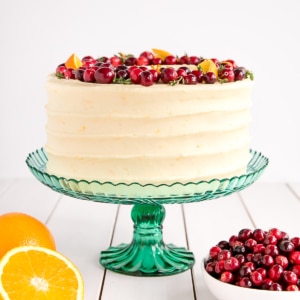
[202,228,300,300]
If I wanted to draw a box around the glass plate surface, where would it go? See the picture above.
[26,148,268,205]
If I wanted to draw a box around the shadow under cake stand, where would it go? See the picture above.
[26,148,268,277]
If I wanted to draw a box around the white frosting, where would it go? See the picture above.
[45,74,253,184]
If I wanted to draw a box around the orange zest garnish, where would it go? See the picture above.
[65,53,83,70]
[0,246,84,300]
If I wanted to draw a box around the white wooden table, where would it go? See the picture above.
[0,178,299,300]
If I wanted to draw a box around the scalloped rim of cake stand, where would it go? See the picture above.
[26,148,268,205]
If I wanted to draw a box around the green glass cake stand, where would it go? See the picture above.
[26,148,268,277]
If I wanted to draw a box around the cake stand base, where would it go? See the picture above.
[100,204,194,276]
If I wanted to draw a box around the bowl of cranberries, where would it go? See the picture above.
[202,228,300,300]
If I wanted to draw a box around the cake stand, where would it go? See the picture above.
[26,148,268,277]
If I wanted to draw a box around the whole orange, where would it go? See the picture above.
[0,212,56,258]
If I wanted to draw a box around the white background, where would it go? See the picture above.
[0,0,299,182]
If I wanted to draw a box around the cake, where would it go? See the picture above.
[45,50,254,184]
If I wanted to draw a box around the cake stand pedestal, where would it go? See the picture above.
[26,149,268,277]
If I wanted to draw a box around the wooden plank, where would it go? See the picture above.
[288,182,300,200]
[101,204,195,300]
[47,196,118,300]
[0,178,59,222]
[184,193,255,300]
[240,182,300,237]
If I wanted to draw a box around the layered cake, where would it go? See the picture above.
[45,49,254,184]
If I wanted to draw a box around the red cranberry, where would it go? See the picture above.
[279,240,295,254]
[268,228,282,240]
[83,68,96,82]
[291,264,300,276]
[137,56,149,66]
[152,57,162,65]
[246,253,254,262]
[268,264,284,282]
[94,67,115,84]
[264,244,279,257]
[243,261,255,271]
[253,243,265,254]
[291,237,300,250]
[177,68,187,77]
[149,69,160,82]
[283,270,298,285]
[261,254,274,268]
[261,278,273,290]
[178,55,189,64]
[253,253,263,266]
[116,69,129,80]
[238,277,253,288]
[269,282,283,291]
[189,56,201,65]
[217,240,230,250]
[280,231,289,240]
[184,73,197,85]
[235,254,245,265]
[264,234,278,246]
[209,246,221,260]
[140,70,154,87]
[219,68,234,82]
[205,261,216,275]
[139,51,154,62]
[244,238,257,251]
[75,67,85,81]
[215,260,225,274]
[129,68,142,84]
[164,55,177,65]
[229,235,238,248]
[239,265,252,277]
[191,70,204,83]
[160,68,178,84]
[218,250,231,261]
[286,284,299,291]
[275,255,289,269]
[125,56,137,66]
[110,56,122,67]
[250,270,264,286]
[56,64,67,77]
[224,257,240,271]
[81,55,94,62]
[256,267,267,279]
[220,271,235,283]
[64,68,76,79]
[289,251,300,265]
[203,72,217,84]
[253,229,266,243]
[82,60,96,68]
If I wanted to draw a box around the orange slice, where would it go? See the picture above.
[65,53,83,69]
[198,59,218,78]
[152,48,172,60]
[0,246,84,300]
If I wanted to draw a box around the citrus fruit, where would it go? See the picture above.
[152,48,172,60]
[0,212,56,258]
[65,53,83,69]
[0,246,84,300]
[198,59,218,78]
